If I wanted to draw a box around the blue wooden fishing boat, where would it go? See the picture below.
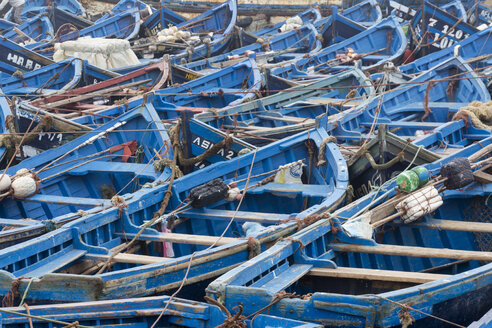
[442,0,468,21]
[0,94,255,245]
[172,0,237,63]
[59,10,141,42]
[30,58,170,112]
[195,68,374,145]
[399,25,492,75]
[136,0,237,61]
[469,3,492,26]
[50,6,93,31]
[0,58,120,96]
[153,55,262,118]
[207,137,492,327]
[28,9,143,57]
[249,7,322,37]
[271,16,406,79]
[469,307,492,328]
[6,0,85,21]
[344,0,481,10]
[340,0,383,26]
[330,57,490,138]
[0,37,53,75]
[0,18,16,33]
[27,57,258,149]
[183,24,321,72]
[205,55,489,148]
[0,58,83,96]
[141,3,187,36]
[97,0,154,22]
[135,0,237,63]
[0,99,173,248]
[0,121,348,302]
[0,295,322,327]
[2,14,53,45]
[63,93,256,169]
[315,10,366,48]
[411,1,478,54]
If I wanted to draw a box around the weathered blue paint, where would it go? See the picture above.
[208,137,492,327]
[0,58,83,96]
[0,123,348,302]
[0,37,53,75]
[0,101,172,248]
[341,0,383,27]
[2,15,54,45]
[154,55,262,118]
[0,295,323,327]
[183,24,321,72]
[411,1,478,54]
[272,15,407,79]
[6,0,85,21]
[169,0,237,63]
[251,7,322,37]
[399,26,492,75]
[195,68,375,145]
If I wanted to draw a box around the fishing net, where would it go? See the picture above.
[53,37,140,69]
[463,196,492,253]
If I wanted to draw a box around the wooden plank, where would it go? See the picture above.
[42,80,151,108]
[85,253,168,265]
[411,219,492,233]
[18,103,93,132]
[305,97,362,106]
[309,267,451,284]
[473,164,492,184]
[116,232,237,246]
[182,208,290,224]
[257,115,315,124]
[143,0,334,16]
[261,264,312,293]
[330,243,492,261]
[0,219,40,227]
[248,183,331,197]
[69,161,158,178]
[26,250,87,277]
[25,194,109,206]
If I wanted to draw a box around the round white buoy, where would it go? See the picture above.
[0,174,11,192]
[16,168,30,177]
[11,176,37,198]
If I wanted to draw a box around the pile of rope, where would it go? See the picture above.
[0,115,53,160]
[156,26,202,45]
[453,100,492,131]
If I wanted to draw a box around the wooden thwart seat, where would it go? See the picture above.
[116,232,237,246]
[410,219,492,234]
[26,194,109,206]
[85,253,168,265]
[182,208,290,224]
[329,243,492,261]
[309,267,451,284]
[256,115,315,124]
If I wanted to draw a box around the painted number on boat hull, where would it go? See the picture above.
[192,134,237,169]
[0,52,42,72]
[415,16,470,51]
